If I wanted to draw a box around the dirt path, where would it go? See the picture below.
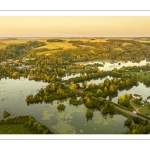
[129,97,141,113]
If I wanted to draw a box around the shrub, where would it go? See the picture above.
[86,109,93,117]
[3,110,11,119]
[57,103,66,110]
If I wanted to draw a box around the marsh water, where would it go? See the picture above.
[0,59,150,134]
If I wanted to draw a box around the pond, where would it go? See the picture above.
[0,77,128,134]
[111,82,150,103]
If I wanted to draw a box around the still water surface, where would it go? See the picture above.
[0,77,128,134]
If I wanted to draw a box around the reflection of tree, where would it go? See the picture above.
[119,85,133,91]
[86,116,93,122]
[86,109,93,121]
[101,113,107,119]
[109,113,114,118]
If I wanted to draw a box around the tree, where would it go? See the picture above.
[118,95,125,105]
[86,109,93,117]
[124,118,133,127]
[109,85,115,94]
[12,72,19,77]
[104,78,110,87]
[103,86,109,95]
[96,89,105,97]
[70,82,77,94]
[57,103,65,110]
[3,110,11,119]
[82,81,87,88]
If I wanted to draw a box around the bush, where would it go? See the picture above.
[86,109,93,117]
[57,103,66,110]
[3,110,11,119]
[124,118,133,127]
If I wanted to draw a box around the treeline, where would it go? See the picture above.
[47,39,64,42]
[25,73,138,105]
[0,115,54,134]
[123,116,150,134]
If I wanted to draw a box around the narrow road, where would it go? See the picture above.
[114,105,150,122]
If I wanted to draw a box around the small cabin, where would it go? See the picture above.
[133,94,141,99]
[7,59,14,64]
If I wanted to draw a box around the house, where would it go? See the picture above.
[7,59,14,64]
[133,94,141,99]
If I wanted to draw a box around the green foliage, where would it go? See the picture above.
[118,93,131,108]
[12,72,19,77]
[101,101,116,114]
[3,110,11,119]
[124,118,133,127]
[86,109,93,117]
[47,39,64,42]
[69,98,82,106]
[133,99,142,106]
[0,115,54,134]
[57,103,66,110]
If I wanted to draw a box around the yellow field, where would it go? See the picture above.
[0,38,49,44]
[62,38,108,43]
[114,47,122,50]
[0,39,30,44]
[36,41,76,50]
[36,43,58,49]
[137,40,150,43]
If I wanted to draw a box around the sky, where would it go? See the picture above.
[0,16,150,37]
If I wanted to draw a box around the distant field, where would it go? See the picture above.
[114,47,122,50]
[36,40,76,51]
[0,39,29,44]
[137,40,150,43]
[63,38,108,43]
[0,38,49,45]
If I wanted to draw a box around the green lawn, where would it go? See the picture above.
[139,104,150,116]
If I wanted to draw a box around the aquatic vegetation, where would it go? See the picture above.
[103,121,109,125]
[79,130,83,133]
[111,117,117,121]
[41,109,54,121]
[93,116,103,124]
[52,120,76,134]
[57,111,74,120]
